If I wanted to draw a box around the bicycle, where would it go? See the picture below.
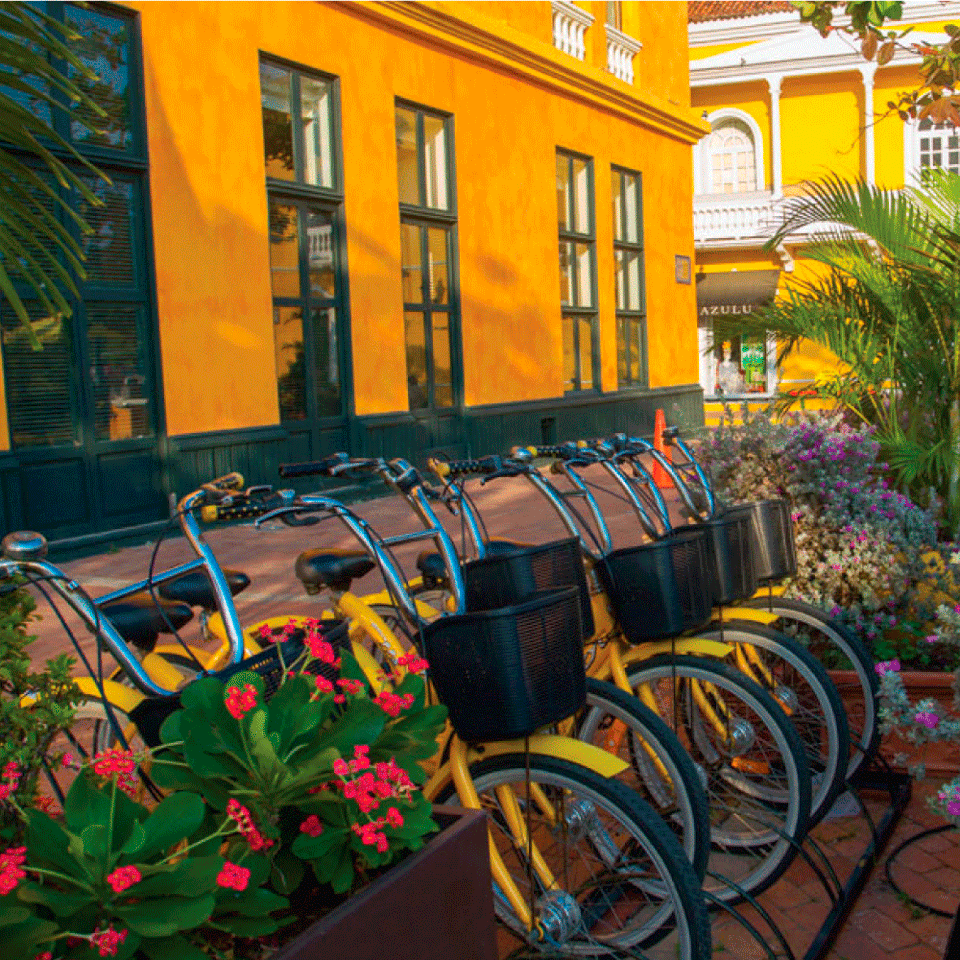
[5,473,712,959]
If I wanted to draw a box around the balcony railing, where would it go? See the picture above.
[693,191,781,245]
[606,26,642,84]
[552,0,593,61]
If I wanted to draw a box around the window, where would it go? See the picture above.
[557,150,598,392]
[261,59,346,422]
[2,3,156,450]
[612,167,646,388]
[708,119,758,194]
[917,118,960,175]
[396,102,460,411]
[605,1,622,29]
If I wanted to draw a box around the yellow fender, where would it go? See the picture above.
[626,637,732,661]
[423,733,629,799]
[718,606,779,627]
[21,676,145,715]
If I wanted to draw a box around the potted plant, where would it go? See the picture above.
[0,620,497,959]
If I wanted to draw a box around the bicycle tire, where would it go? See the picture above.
[625,654,811,905]
[740,594,880,781]
[574,678,711,881]
[695,620,850,825]
[435,753,711,959]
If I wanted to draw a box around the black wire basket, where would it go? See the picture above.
[726,499,797,584]
[422,587,587,743]
[462,537,594,639]
[674,511,758,606]
[129,618,350,747]
[595,528,714,643]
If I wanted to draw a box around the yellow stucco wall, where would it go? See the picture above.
[118,0,700,434]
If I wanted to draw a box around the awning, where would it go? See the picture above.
[696,270,780,320]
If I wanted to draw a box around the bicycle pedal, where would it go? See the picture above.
[730,757,771,775]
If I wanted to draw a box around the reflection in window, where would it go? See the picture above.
[709,119,757,194]
[919,118,960,174]
[612,167,646,388]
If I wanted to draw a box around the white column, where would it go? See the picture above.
[766,75,783,198]
[860,63,877,185]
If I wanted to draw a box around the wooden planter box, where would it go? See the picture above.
[831,668,960,776]
[273,806,498,960]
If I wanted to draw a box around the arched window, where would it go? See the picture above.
[708,119,758,193]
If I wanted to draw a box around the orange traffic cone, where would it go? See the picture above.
[651,408,673,489]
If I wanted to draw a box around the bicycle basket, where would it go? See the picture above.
[726,499,797,583]
[673,511,758,606]
[129,619,350,748]
[462,537,594,639]
[422,587,587,742]
[595,528,713,643]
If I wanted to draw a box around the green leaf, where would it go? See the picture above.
[63,772,112,836]
[24,810,84,877]
[16,881,92,919]
[138,935,211,960]
[0,915,60,954]
[269,849,305,895]
[115,894,216,937]
[121,791,206,861]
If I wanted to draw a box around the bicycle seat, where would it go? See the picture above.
[416,540,531,586]
[99,596,194,652]
[295,549,375,594]
[157,569,251,610]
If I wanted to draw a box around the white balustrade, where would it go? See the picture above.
[693,192,782,244]
[552,0,593,61]
[605,25,642,84]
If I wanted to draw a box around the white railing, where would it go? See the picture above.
[552,0,593,61]
[693,192,781,244]
[605,25,642,84]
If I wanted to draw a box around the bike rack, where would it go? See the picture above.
[707,757,912,960]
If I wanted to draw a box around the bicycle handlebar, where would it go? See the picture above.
[278,454,353,478]
[427,455,509,479]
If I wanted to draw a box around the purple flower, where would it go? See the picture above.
[947,799,960,817]
[926,634,938,644]
[875,659,901,676]
[915,711,940,729]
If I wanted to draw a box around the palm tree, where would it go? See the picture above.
[711,171,960,535]
[0,2,108,348]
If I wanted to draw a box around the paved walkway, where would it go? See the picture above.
[15,475,960,960]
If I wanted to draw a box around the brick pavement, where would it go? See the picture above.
[13,475,960,960]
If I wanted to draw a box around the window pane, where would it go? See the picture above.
[579,317,594,390]
[428,228,448,304]
[562,315,576,391]
[432,313,453,408]
[396,107,419,205]
[88,304,150,441]
[576,242,593,307]
[301,76,334,188]
[78,178,135,287]
[311,306,340,416]
[624,173,639,243]
[401,223,423,304]
[615,249,626,311]
[617,317,628,385]
[611,170,623,242]
[307,209,335,298]
[572,158,590,234]
[629,319,642,384]
[404,311,428,409]
[66,6,131,150]
[274,306,306,420]
[423,114,449,210]
[559,240,574,305]
[261,63,295,181]
[557,154,571,232]
[625,249,643,311]
[3,306,77,448]
[268,201,301,299]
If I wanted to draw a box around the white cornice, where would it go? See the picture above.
[689,2,960,48]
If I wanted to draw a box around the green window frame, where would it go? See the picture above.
[612,166,647,389]
[396,101,460,412]
[557,150,598,393]
[2,2,157,451]
[260,57,348,423]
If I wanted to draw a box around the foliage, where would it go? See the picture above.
[0,2,110,348]
[0,584,79,838]
[698,407,956,668]
[713,171,960,536]
[794,2,960,125]
[0,624,447,958]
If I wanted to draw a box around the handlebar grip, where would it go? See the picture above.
[200,500,268,524]
[428,456,500,479]
[207,472,244,491]
[279,453,349,478]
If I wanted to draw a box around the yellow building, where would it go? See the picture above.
[689,0,960,424]
[2,0,707,544]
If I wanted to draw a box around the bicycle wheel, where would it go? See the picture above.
[625,654,811,905]
[695,620,850,826]
[436,754,711,960]
[574,678,711,881]
[740,595,880,781]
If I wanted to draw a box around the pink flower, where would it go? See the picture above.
[89,926,128,957]
[226,799,273,851]
[216,861,251,891]
[225,683,258,720]
[397,653,429,673]
[915,711,940,729]
[926,634,939,644]
[91,747,136,781]
[0,846,26,895]
[300,815,324,837]
[948,799,960,817]
[315,675,334,694]
[106,864,142,893]
[875,659,901,677]
[386,806,404,828]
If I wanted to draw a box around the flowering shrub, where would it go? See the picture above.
[697,407,949,668]
[0,623,448,958]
